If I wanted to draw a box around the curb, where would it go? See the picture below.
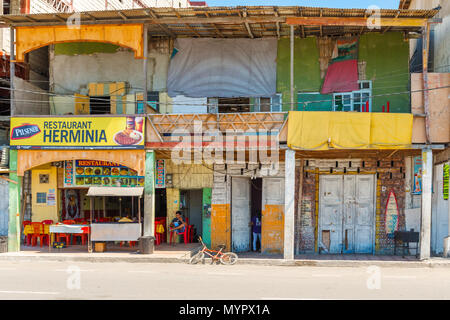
[1,254,449,268]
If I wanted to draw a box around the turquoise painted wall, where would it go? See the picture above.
[8,150,21,252]
[276,38,322,111]
[202,188,212,248]
[359,32,410,113]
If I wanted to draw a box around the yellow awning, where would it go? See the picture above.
[287,111,413,150]
[14,24,144,63]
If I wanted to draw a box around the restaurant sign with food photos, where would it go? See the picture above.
[10,116,145,149]
[64,160,145,188]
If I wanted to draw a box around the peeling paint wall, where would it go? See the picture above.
[296,158,406,255]
[211,162,285,253]
[50,39,171,98]
[14,76,49,115]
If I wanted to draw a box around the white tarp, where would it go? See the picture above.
[171,95,208,113]
[167,38,277,98]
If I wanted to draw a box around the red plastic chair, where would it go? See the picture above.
[169,226,189,244]
[23,221,32,246]
[30,222,45,247]
[41,220,53,246]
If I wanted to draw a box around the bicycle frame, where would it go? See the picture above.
[198,237,225,261]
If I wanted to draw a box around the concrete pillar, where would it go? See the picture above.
[420,148,433,260]
[143,24,148,110]
[445,161,450,258]
[10,27,15,116]
[143,150,155,237]
[284,149,295,260]
[8,149,21,252]
[289,25,294,111]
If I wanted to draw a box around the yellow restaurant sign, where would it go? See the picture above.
[10,116,145,149]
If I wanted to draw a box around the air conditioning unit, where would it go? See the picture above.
[0,146,9,168]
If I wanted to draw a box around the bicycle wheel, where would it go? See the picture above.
[189,251,204,264]
[220,252,238,265]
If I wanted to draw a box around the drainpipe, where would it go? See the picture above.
[10,27,15,116]
[422,23,431,144]
[143,24,149,113]
[290,25,294,111]
[419,147,432,260]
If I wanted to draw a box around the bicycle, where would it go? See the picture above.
[189,236,238,265]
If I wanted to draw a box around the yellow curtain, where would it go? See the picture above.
[287,111,413,150]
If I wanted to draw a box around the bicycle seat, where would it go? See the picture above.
[217,244,226,250]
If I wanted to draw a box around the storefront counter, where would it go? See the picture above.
[90,222,142,241]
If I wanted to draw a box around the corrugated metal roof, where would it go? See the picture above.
[0,6,438,38]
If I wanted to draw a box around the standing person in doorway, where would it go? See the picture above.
[250,215,262,252]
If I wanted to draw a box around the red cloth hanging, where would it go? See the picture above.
[321,59,359,94]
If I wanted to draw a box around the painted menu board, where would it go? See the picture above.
[64,160,144,188]
[155,159,165,188]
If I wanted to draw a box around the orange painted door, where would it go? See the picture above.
[211,204,231,251]
[261,177,285,254]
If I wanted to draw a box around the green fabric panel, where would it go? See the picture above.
[202,188,212,248]
[358,32,410,113]
[8,150,20,252]
[54,42,121,55]
[297,93,333,111]
[115,98,123,114]
[249,97,256,112]
[277,38,321,111]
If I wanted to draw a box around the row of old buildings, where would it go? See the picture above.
[0,2,448,259]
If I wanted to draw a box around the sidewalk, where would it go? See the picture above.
[1,247,449,268]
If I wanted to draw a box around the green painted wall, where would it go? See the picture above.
[202,188,212,248]
[359,32,410,113]
[144,151,155,237]
[276,33,409,113]
[54,42,121,55]
[277,38,321,111]
[298,93,333,111]
[8,150,21,252]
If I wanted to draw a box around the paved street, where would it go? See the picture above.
[0,260,449,299]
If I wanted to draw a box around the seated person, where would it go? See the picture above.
[169,211,186,234]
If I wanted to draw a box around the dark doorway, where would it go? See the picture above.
[90,96,111,114]
[250,178,262,252]
[155,188,167,218]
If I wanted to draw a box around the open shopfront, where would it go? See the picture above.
[11,115,147,252]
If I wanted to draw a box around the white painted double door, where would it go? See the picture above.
[319,175,375,254]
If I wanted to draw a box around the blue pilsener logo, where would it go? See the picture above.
[11,123,41,140]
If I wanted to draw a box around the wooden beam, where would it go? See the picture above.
[286,16,427,27]
[205,12,224,38]
[273,7,280,39]
[145,9,176,38]
[242,10,254,39]
[422,23,431,144]
[382,10,400,34]
[118,11,128,20]
[53,14,66,22]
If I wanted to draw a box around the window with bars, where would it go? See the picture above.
[36,192,47,204]
[333,80,372,112]
[254,94,282,112]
